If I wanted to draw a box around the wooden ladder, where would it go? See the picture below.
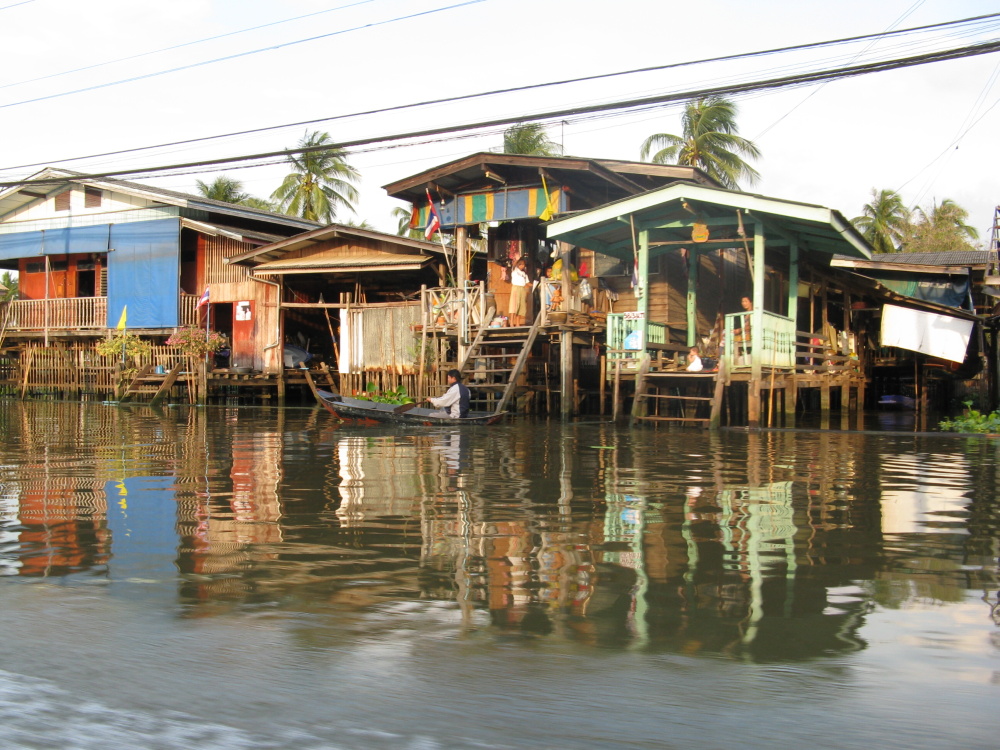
[119,363,185,405]
[460,311,543,414]
[631,356,725,429]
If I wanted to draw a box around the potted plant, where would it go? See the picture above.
[166,327,227,358]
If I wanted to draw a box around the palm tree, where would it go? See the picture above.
[196,175,278,211]
[392,206,424,239]
[903,198,980,253]
[271,130,360,223]
[640,96,761,189]
[918,199,979,241]
[852,188,910,253]
[196,175,250,204]
[502,122,561,156]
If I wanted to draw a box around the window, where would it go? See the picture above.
[25,262,45,274]
[84,187,102,208]
[54,190,71,211]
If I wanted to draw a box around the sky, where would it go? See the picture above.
[1,0,998,242]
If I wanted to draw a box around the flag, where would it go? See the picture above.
[116,305,127,330]
[424,189,441,240]
[196,288,210,309]
[539,174,556,222]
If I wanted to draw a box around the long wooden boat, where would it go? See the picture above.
[315,390,506,426]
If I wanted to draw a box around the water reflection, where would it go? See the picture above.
[0,401,996,665]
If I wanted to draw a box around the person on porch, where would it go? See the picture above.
[509,257,530,327]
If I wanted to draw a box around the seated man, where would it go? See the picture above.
[426,369,470,418]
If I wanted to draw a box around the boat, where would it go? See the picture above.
[314,390,506,426]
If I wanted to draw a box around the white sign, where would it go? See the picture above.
[623,311,645,320]
[880,304,973,363]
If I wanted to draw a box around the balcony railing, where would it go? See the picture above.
[723,310,796,370]
[5,295,202,331]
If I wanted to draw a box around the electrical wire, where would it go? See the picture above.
[0,0,488,110]
[5,36,999,189]
[4,10,999,173]
[0,1,34,11]
[0,0,384,92]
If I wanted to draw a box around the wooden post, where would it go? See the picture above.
[686,247,698,347]
[751,221,765,384]
[418,284,428,399]
[599,353,607,415]
[612,359,622,421]
[560,329,574,418]
[784,373,797,427]
[197,359,208,404]
[748,380,761,428]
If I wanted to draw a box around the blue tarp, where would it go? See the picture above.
[0,230,43,259]
[42,224,111,255]
[107,219,180,328]
[0,224,112,260]
[880,277,970,309]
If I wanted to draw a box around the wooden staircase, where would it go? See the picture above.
[459,312,543,414]
[119,363,186,405]
[631,355,725,428]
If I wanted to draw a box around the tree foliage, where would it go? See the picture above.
[271,130,360,223]
[852,188,910,253]
[640,96,761,189]
[0,271,18,301]
[196,175,275,210]
[902,198,980,254]
[502,122,561,156]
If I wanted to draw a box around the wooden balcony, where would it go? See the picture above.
[5,295,202,332]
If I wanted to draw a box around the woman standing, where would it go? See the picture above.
[508,257,530,327]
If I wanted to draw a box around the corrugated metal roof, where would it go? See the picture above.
[253,251,431,273]
[870,250,992,266]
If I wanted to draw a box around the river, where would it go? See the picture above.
[0,400,997,749]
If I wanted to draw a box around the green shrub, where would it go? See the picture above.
[938,401,1000,434]
[355,383,414,405]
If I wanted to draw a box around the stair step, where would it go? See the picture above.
[643,394,713,401]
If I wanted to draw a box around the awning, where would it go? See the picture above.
[251,251,432,275]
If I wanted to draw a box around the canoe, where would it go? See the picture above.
[315,391,506,426]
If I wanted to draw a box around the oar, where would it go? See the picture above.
[393,401,421,414]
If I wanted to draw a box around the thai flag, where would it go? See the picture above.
[196,288,210,308]
[424,189,441,240]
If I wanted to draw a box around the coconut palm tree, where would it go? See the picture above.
[271,130,360,223]
[640,96,761,189]
[196,175,250,204]
[502,122,561,156]
[852,188,910,253]
[392,206,425,239]
[903,198,980,253]
[195,175,278,211]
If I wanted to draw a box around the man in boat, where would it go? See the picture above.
[426,369,470,418]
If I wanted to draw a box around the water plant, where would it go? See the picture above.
[355,382,414,405]
[938,401,1000,434]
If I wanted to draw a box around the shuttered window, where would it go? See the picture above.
[54,190,71,211]
[84,187,102,208]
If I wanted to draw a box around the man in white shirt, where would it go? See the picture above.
[427,369,470,418]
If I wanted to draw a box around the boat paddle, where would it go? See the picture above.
[393,401,421,414]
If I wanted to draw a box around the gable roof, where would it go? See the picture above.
[0,167,321,232]
[383,152,721,207]
[226,223,448,268]
[546,182,872,260]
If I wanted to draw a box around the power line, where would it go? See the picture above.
[5,37,999,189]
[0,0,488,111]
[5,10,999,173]
[0,1,35,10]
[0,0,384,92]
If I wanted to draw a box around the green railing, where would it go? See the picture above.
[606,313,666,371]
[723,310,796,370]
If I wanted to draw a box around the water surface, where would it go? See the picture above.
[0,401,997,749]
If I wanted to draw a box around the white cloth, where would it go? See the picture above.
[429,383,463,418]
[686,355,703,372]
[511,267,529,287]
